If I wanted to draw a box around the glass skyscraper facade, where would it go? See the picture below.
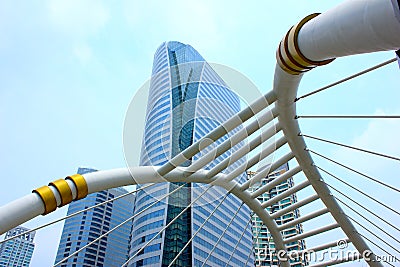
[55,167,135,267]
[0,226,35,267]
[128,41,254,266]
[249,164,307,267]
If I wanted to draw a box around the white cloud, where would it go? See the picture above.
[325,109,400,208]
[48,0,110,38]
[338,109,400,174]
[47,0,109,64]
[122,0,231,52]
[73,42,93,65]
[164,1,221,48]
[316,110,400,257]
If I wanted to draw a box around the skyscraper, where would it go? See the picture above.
[129,41,254,266]
[54,167,135,266]
[248,164,306,267]
[0,226,35,267]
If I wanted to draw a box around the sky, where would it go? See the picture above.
[0,0,399,266]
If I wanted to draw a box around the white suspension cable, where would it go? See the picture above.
[309,149,400,193]
[0,183,155,245]
[167,191,231,267]
[187,107,278,173]
[225,218,252,267]
[221,136,287,183]
[302,134,400,162]
[318,166,400,217]
[327,183,400,234]
[296,58,397,101]
[334,197,400,246]
[122,184,214,267]
[158,91,276,176]
[54,183,186,266]
[205,122,281,179]
[359,233,397,267]
[347,215,400,255]
[200,202,245,267]
[244,217,263,266]
[239,151,294,191]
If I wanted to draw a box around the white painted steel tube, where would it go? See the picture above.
[261,180,311,208]
[270,195,319,220]
[290,239,351,256]
[0,194,44,234]
[274,1,400,266]
[0,167,214,235]
[186,107,278,173]
[157,91,277,176]
[251,165,302,198]
[298,0,400,61]
[1,2,399,266]
[283,223,340,244]
[278,208,329,231]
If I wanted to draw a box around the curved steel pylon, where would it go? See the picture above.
[1,0,399,266]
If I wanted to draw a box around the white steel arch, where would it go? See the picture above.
[1,0,399,266]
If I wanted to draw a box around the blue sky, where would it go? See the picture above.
[0,1,399,266]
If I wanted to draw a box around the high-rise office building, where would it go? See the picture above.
[0,226,35,267]
[248,164,306,267]
[129,41,254,266]
[54,167,135,267]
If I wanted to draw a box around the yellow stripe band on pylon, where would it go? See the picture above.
[277,13,335,75]
[66,174,88,200]
[49,179,73,206]
[32,186,57,215]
